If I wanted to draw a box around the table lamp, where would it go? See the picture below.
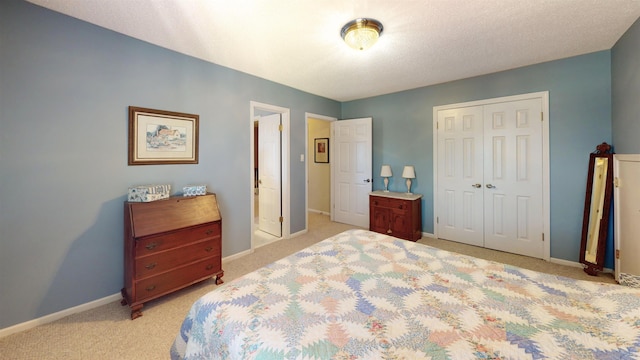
[402,165,415,194]
[380,165,392,192]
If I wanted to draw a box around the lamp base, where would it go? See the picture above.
[383,177,389,192]
[405,178,412,194]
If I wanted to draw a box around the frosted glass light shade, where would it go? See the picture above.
[341,18,383,51]
[402,166,416,179]
[380,165,392,177]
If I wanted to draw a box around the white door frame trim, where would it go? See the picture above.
[432,91,550,261]
[250,101,291,248]
[304,113,337,231]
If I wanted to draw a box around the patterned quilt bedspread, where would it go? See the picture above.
[171,229,640,359]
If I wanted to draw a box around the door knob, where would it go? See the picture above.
[472,184,481,188]
[486,184,496,189]
[364,179,371,183]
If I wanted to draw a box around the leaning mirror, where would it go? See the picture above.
[580,142,614,275]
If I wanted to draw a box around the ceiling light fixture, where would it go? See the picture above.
[340,18,383,51]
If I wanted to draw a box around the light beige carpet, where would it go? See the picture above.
[0,213,615,359]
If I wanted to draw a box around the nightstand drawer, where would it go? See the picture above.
[136,222,220,256]
[135,239,221,279]
[370,197,392,207]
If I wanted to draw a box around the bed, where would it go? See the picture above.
[171,229,640,359]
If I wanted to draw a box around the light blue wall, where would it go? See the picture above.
[612,18,640,153]
[342,51,612,265]
[1,0,630,331]
[0,0,340,329]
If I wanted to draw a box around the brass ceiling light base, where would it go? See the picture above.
[341,18,383,51]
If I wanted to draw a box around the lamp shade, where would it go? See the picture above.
[380,165,392,177]
[402,166,416,179]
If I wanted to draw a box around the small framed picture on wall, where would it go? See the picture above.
[314,138,329,163]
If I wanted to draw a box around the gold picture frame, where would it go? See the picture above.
[128,106,199,165]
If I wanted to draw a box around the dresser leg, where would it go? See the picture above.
[215,272,224,285]
[120,288,128,306]
[130,305,143,320]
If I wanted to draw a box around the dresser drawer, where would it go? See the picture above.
[136,222,220,256]
[135,258,221,303]
[135,239,221,279]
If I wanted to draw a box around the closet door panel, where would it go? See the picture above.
[483,99,544,258]
[436,106,484,247]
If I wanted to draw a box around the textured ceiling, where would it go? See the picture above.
[27,0,640,101]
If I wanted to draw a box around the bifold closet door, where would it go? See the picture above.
[437,98,544,258]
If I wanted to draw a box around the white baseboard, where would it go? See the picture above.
[549,257,613,273]
[549,257,583,268]
[222,249,253,264]
[1,250,255,339]
[0,293,122,339]
[308,208,330,215]
[290,228,308,238]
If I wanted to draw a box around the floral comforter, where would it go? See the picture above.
[171,229,640,359]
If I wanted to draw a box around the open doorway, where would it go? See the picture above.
[250,102,290,249]
[305,113,336,231]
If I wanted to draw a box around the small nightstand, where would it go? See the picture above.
[369,190,422,241]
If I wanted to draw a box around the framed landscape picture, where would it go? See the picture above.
[128,106,199,165]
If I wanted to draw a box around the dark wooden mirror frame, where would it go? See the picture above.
[579,142,614,276]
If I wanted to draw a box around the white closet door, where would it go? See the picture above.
[435,95,545,259]
[614,154,640,287]
[436,106,485,247]
[483,99,544,258]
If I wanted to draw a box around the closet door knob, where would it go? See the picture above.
[486,184,496,189]
[472,184,481,188]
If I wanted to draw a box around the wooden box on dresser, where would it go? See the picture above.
[369,190,422,241]
[121,193,223,319]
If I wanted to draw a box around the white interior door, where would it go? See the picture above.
[258,113,282,237]
[482,99,543,258]
[436,106,485,247]
[435,95,545,259]
[614,154,640,285]
[332,117,372,228]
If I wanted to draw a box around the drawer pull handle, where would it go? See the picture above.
[145,242,158,250]
[206,264,213,270]
[398,205,404,209]
[205,246,214,252]
[205,229,214,235]
[146,285,156,291]
[145,263,157,270]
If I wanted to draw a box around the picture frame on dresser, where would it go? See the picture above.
[128,106,199,165]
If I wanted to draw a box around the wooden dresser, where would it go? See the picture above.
[121,193,223,319]
[369,190,422,241]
